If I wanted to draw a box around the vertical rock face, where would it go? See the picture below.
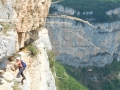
[1,0,51,49]
[46,17,120,67]
[17,28,56,90]
[0,0,51,67]
[13,0,51,49]
[0,0,56,90]
[0,28,56,90]
[14,0,51,32]
[0,31,16,69]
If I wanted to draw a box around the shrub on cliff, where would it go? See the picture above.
[55,62,88,90]
[47,50,55,68]
[27,45,39,56]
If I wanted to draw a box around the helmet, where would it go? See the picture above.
[16,57,20,60]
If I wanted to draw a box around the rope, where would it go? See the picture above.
[51,0,63,4]
[48,14,95,27]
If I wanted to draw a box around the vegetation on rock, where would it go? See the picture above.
[47,50,55,68]
[12,81,21,90]
[55,61,88,90]
[27,44,39,56]
[64,60,120,90]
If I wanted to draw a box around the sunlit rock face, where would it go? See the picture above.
[0,0,51,49]
[46,17,120,67]
[0,0,51,68]
[14,0,51,32]
[0,1,56,90]
[0,28,56,90]
[16,28,56,90]
[13,0,51,49]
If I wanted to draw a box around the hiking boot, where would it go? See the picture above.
[21,79,24,85]
[23,76,26,80]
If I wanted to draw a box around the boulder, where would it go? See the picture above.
[3,72,14,81]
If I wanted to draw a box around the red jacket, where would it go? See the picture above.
[16,60,22,67]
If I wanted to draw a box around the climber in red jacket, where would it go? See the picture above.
[16,57,26,84]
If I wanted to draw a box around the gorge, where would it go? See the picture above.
[0,0,120,90]
[46,3,120,67]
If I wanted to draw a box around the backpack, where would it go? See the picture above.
[21,61,27,68]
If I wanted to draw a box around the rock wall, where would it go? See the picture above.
[14,0,51,49]
[46,17,120,67]
[0,0,51,49]
[17,28,56,90]
[0,0,51,67]
[0,28,56,90]
[14,0,51,32]
[0,30,16,69]
[0,0,56,90]
[0,0,17,69]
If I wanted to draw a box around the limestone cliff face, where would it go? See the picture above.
[46,3,120,67]
[14,0,51,32]
[0,0,51,49]
[0,0,56,90]
[17,28,55,90]
[0,0,50,68]
[14,0,51,49]
[0,30,16,69]
[46,17,120,67]
[0,28,56,90]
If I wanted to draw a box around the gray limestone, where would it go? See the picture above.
[46,17,120,67]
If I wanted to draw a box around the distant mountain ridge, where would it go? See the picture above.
[50,0,120,22]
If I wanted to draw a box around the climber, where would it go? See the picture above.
[16,57,26,84]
